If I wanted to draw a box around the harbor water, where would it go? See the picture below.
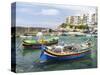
[15,35,97,72]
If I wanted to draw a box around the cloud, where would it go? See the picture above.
[17,7,60,16]
[45,4,96,15]
[54,5,96,15]
[16,7,32,13]
[40,9,60,15]
[72,6,96,15]
[17,2,97,16]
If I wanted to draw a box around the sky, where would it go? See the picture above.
[15,2,97,29]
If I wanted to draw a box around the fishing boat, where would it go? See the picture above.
[19,35,33,39]
[23,37,59,49]
[40,41,92,62]
[23,39,42,49]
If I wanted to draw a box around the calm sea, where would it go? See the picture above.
[15,35,97,72]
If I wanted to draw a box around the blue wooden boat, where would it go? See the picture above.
[40,42,92,62]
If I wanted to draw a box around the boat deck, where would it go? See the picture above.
[45,49,89,56]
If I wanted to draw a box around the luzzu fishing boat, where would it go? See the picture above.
[23,37,59,49]
[38,37,59,46]
[40,41,92,62]
[23,39,42,49]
